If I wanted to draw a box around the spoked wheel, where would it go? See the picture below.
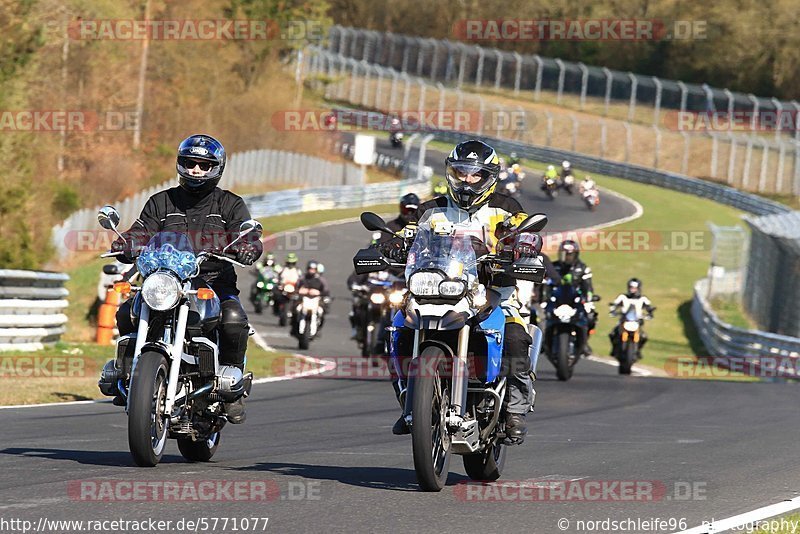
[411,346,451,492]
[620,340,636,375]
[463,438,507,481]
[128,352,169,467]
[555,332,573,381]
[177,432,220,462]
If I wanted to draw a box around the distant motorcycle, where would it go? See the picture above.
[292,287,324,350]
[541,177,559,200]
[274,283,296,326]
[250,268,277,315]
[544,284,600,381]
[561,173,575,195]
[351,272,405,363]
[582,188,600,211]
[610,301,654,375]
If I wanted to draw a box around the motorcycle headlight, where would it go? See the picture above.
[141,272,181,311]
[623,320,640,331]
[409,272,443,296]
[438,280,466,297]
[284,284,295,293]
[554,304,576,322]
[389,291,405,305]
[370,292,387,304]
[256,281,264,288]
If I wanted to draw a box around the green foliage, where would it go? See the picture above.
[51,183,81,218]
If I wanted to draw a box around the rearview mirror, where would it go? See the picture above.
[97,206,120,231]
[102,264,121,275]
[360,212,395,235]
[239,219,263,239]
[591,294,602,302]
[516,213,548,234]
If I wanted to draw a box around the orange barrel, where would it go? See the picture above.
[96,287,120,344]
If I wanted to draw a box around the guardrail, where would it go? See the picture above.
[692,279,800,376]
[0,270,70,351]
[51,149,365,261]
[244,176,429,219]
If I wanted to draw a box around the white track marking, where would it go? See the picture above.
[586,354,653,377]
[675,495,800,533]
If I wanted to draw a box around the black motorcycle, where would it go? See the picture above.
[543,283,600,381]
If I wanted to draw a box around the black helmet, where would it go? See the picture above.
[558,240,580,265]
[444,139,501,212]
[176,134,226,195]
[627,277,641,297]
[399,192,420,221]
[306,260,319,278]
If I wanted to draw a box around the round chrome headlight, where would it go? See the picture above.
[141,272,181,311]
[370,292,386,304]
[389,291,405,305]
[409,272,444,297]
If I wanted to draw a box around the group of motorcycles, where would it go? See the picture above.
[528,279,654,380]
[249,261,328,350]
[541,164,601,211]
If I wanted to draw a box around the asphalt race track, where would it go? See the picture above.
[1,147,799,534]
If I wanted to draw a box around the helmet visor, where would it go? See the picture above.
[445,161,497,194]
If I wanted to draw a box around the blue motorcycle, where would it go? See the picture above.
[354,208,547,491]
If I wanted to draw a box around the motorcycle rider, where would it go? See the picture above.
[551,240,597,353]
[387,193,420,235]
[110,134,263,423]
[273,252,302,314]
[609,278,655,357]
[383,139,543,444]
[560,160,572,180]
[580,175,597,193]
[295,260,330,331]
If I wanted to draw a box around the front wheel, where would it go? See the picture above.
[128,352,169,467]
[177,432,220,462]
[298,314,311,350]
[279,304,289,327]
[555,332,573,381]
[254,299,263,314]
[463,440,507,481]
[620,340,636,375]
[411,346,451,491]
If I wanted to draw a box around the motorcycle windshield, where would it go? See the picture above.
[136,232,197,280]
[624,308,640,321]
[405,208,478,284]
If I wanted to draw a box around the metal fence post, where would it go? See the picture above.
[748,94,759,132]
[771,97,783,141]
[401,73,411,113]
[723,88,734,116]
[742,137,754,189]
[578,62,588,110]
[347,59,359,104]
[429,39,440,81]
[437,82,445,116]
[602,67,613,115]
[628,73,638,121]
[360,60,370,107]
[545,111,553,146]
[678,81,688,113]
[681,131,690,174]
[533,54,543,101]
[727,133,737,185]
[477,95,485,135]
[570,115,578,151]
[403,133,420,177]
[599,119,607,158]
[493,50,503,91]
[710,133,719,177]
[389,70,399,111]
[514,52,523,96]
[622,122,632,162]
[792,100,800,143]
[400,36,411,73]
[417,78,426,114]
[758,140,769,192]
[555,59,566,105]
[374,65,385,109]
[653,76,663,126]
[776,140,786,193]
[417,134,434,180]
[414,37,425,76]
[457,43,467,89]
[475,45,485,87]
[652,125,661,168]
[702,83,714,111]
